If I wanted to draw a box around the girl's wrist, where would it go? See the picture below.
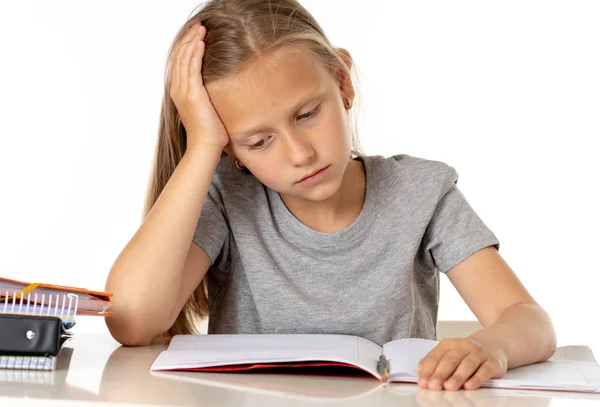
[184,143,225,160]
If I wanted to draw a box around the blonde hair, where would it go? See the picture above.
[143,0,364,339]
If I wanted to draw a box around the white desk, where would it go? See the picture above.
[1,332,600,407]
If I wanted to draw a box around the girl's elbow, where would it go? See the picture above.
[105,316,168,347]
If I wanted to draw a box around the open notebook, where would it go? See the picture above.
[151,334,600,394]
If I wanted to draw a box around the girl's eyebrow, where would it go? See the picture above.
[230,90,324,139]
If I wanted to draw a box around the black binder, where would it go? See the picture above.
[0,314,71,356]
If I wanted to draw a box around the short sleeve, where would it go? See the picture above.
[420,168,500,274]
[192,181,229,265]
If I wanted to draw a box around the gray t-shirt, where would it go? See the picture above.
[192,154,499,346]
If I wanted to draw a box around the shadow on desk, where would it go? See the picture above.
[96,345,562,407]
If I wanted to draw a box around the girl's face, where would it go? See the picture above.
[205,45,354,203]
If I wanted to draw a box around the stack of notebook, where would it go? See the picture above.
[0,277,112,371]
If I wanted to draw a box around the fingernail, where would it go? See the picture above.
[419,377,428,387]
[430,379,441,388]
[445,379,455,388]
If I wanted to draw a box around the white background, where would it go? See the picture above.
[1,0,598,352]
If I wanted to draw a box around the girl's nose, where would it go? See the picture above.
[282,131,315,167]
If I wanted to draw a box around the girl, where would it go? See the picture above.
[105,0,556,391]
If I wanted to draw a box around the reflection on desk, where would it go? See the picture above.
[1,334,600,406]
[0,347,97,401]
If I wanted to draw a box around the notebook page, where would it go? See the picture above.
[551,345,598,363]
[485,347,600,392]
[152,334,382,377]
[384,337,438,377]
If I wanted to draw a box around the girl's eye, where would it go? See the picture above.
[297,105,320,121]
[247,105,320,151]
[249,137,270,150]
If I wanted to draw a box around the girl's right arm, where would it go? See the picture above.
[105,21,230,346]
[105,147,220,346]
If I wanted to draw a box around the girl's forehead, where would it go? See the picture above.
[205,48,334,130]
[208,44,333,94]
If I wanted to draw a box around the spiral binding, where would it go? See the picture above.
[1,291,79,327]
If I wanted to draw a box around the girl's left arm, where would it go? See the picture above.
[417,246,557,391]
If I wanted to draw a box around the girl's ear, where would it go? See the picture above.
[222,144,250,174]
[336,48,355,107]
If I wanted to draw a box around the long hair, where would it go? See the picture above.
[144,0,364,338]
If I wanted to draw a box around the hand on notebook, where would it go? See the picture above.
[416,338,508,391]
